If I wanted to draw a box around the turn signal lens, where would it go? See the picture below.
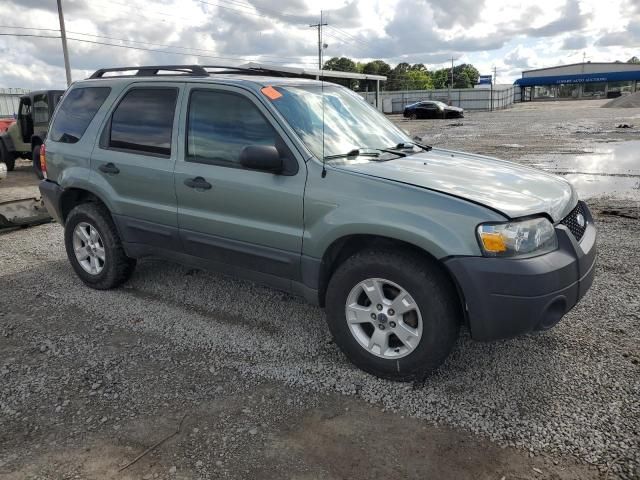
[479,231,507,253]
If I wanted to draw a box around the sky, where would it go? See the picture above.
[0,0,638,89]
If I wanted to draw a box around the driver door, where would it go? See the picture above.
[174,84,306,287]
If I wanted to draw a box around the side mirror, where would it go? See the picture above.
[239,145,283,173]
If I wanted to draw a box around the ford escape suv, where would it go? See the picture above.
[39,65,596,381]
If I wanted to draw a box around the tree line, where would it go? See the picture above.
[322,57,481,91]
[322,56,640,91]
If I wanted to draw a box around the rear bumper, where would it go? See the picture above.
[445,203,596,341]
[39,179,64,224]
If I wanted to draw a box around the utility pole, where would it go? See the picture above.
[56,0,72,86]
[309,11,328,71]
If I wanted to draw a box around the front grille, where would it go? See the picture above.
[560,202,587,241]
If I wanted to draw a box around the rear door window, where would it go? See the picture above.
[49,87,111,144]
[109,88,178,157]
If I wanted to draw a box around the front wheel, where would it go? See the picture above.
[64,202,136,289]
[325,249,461,381]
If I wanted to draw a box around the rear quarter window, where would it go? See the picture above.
[49,87,111,144]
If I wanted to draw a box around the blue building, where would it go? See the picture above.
[514,62,640,101]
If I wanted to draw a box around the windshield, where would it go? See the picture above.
[268,84,412,160]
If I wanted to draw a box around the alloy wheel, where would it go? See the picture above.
[345,277,423,359]
[72,222,106,275]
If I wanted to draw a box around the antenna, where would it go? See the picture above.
[312,10,327,178]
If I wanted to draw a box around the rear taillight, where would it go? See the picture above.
[39,144,47,178]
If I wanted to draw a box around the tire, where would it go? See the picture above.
[409,113,417,120]
[325,249,460,381]
[0,141,15,171]
[32,145,43,179]
[64,202,136,289]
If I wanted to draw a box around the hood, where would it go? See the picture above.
[332,148,577,222]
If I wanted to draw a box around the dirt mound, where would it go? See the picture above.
[602,91,640,108]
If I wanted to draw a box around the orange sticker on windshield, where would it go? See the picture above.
[261,86,282,100]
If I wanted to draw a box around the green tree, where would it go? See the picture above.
[362,60,392,76]
[405,69,434,90]
[386,62,411,90]
[628,56,640,64]
[323,57,357,72]
[431,68,450,89]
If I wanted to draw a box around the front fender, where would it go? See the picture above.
[302,163,507,260]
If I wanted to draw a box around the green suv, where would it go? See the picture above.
[39,65,596,381]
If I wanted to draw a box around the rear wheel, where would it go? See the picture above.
[32,145,43,179]
[0,141,15,171]
[409,113,417,120]
[64,202,136,289]
[325,249,460,381]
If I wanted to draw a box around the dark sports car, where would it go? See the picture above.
[403,101,464,119]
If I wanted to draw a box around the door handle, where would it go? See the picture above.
[184,176,212,190]
[99,162,120,174]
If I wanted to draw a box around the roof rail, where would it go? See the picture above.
[200,65,288,77]
[89,65,208,79]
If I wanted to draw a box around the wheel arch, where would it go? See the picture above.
[315,234,466,318]
[59,187,112,224]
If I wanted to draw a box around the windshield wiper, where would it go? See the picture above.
[323,148,381,160]
[394,141,433,152]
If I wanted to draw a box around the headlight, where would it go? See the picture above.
[477,217,557,258]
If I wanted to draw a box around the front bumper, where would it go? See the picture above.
[445,202,596,341]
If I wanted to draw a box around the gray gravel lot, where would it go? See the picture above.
[1,100,639,479]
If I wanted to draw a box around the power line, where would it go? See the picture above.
[0,25,313,63]
[0,25,59,32]
[0,31,314,65]
[326,25,378,51]
[0,33,60,39]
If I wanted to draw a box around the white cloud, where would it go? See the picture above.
[0,0,637,88]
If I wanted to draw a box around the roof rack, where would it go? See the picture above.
[200,65,288,77]
[89,65,208,79]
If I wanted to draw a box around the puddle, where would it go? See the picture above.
[522,141,640,199]
[561,174,639,199]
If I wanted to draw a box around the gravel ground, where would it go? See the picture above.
[1,100,639,479]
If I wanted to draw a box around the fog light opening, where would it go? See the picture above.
[538,297,567,330]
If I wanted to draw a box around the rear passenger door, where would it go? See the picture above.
[174,85,306,286]
[90,83,183,250]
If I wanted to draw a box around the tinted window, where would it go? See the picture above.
[50,87,111,144]
[187,90,276,166]
[110,88,177,156]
